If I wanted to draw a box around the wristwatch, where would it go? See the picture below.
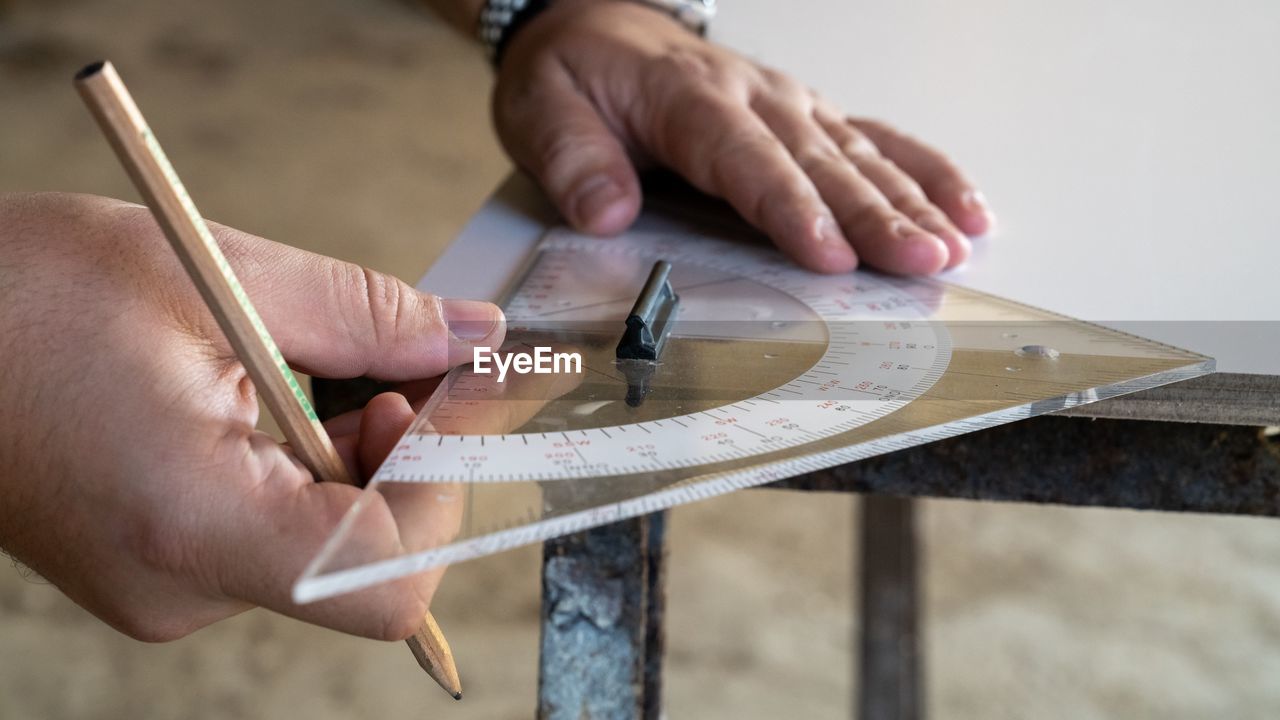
[622,0,717,35]
[478,0,718,63]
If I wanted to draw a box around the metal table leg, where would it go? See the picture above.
[858,496,922,720]
[537,512,669,720]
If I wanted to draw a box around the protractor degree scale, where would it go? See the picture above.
[386,230,950,482]
[295,227,1212,603]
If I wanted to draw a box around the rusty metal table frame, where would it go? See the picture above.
[313,377,1280,719]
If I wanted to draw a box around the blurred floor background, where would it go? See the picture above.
[3,0,1280,718]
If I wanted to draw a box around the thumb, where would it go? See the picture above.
[213,225,506,380]
[494,62,641,235]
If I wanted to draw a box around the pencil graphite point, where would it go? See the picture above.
[407,617,463,700]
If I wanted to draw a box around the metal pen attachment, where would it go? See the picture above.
[616,260,680,360]
[616,260,680,407]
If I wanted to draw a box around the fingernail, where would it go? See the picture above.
[962,189,998,230]
[443,299,504,343]
[573,175,625,228]
[892,219,925,240]
[814,213,846,244]
[892,220,949,272]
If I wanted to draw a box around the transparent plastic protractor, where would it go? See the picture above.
[295,229,1212,603]
[373,230,952,483]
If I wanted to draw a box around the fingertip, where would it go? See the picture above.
[914,216,972,269]
[366,390,415,420]
[442,299,505,338]
[583,196,640,237]
[954,189,997,237]
[443,299,507,365]
[956,210,996,237]
[358,392,417,479]
[805,245,859,274]
[893,231,950,276]
[943,232,973,269]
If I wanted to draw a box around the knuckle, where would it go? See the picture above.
[849,152,919,195]
[882,180,928,207]
[745,189,772,231]
[706,134,798,212]
[802,90,825,110]
[644,52,749,109]
[756,64,789,86]
[902,203,944,225]
[753,177,819,228]
[852,116,896,139]
[756,67,809,104]
[681,84,739,117]
[420,292,446,336]
[895,195,937,219]
[534,131,629,198]
[709,131,782,170]
[790,141,846,173]
[536,130,574,170]
[536,130,592,184]
[841,202,896,236]
[649,47,721,85]
[839,132,881,160]
[663,78,741,128]
[655,87,741,166]
[349,265,410,347]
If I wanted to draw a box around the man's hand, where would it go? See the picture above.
[492,0,996,275]
[0,192,504,642]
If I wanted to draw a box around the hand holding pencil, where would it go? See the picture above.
[0,61,502,700]
[72,60,502,699]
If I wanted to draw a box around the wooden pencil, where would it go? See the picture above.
[74,60,461,701]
